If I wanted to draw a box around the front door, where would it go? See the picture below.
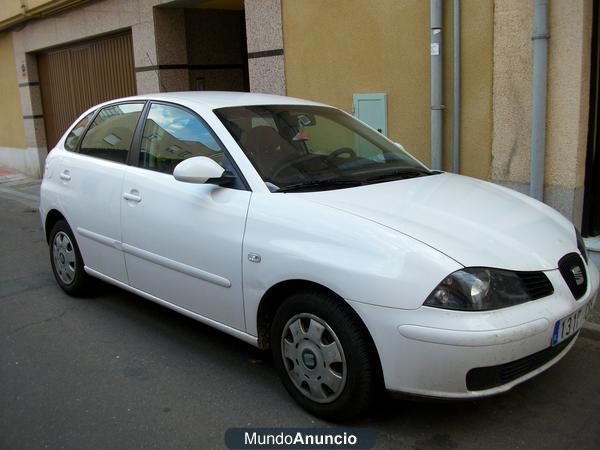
[120,102,250,330]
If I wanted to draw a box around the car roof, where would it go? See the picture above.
[112,91,328,109]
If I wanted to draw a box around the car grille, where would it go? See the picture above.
[516,271,554,300]
[558,253,588,300]
[466,334,577,391]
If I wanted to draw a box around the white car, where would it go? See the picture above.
[40,92,599,420]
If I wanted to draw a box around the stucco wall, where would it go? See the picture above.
[0,32,25,149]
[546,0,591,189]
[442,0,494,179]
[491,0,592,223]
[281,0,494,180]
[245,0,286,95]
[491,0,533,185]
[0,0,25,24]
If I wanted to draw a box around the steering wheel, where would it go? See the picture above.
[270,154,321,180]
[326,147,356,161]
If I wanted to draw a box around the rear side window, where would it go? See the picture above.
[79,103,144,163]
[64,111,94,152]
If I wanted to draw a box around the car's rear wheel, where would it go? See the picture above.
[271,289,380,420]
[49,220,91,296]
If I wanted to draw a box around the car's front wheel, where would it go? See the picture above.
[271,290,381,420]
[49,219,91,296]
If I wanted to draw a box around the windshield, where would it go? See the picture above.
[214,105,431,192]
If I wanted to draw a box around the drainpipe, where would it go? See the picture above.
[430,0,443,170]
[452,0,461,173]
[530,0,550,200]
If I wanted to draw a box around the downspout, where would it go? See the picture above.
[430,0,443,170]
[452,0,461,173]
[530,0,550,200]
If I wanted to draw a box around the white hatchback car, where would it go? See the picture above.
[41,92,598,420]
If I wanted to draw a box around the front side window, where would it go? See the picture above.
[79,103,145,163]
[139,103,224,175]
[215,105,431,192]
[64,111,94,152]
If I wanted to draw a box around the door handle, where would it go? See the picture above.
[60,170,71,181]
[123,190,142,203]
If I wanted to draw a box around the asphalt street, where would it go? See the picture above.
[1,174,600,450]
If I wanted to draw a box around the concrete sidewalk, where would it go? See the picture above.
[0,167,40,210]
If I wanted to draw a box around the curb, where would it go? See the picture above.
[581,321,600,341]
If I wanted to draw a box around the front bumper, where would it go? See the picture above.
[348,262,599,398]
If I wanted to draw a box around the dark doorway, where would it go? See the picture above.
[583,0,600,236]
[184,2,249,92]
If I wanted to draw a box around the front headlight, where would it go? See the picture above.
[423,268,536,311]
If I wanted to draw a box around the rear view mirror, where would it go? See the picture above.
[173,156,234,186]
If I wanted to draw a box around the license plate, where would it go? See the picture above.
[551,300,595,346]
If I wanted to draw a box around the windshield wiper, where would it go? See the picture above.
[363,168,432,183]
[275,179,365,192]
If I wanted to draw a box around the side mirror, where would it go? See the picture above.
[173,156,234,186]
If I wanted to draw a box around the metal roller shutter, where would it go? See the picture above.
[38,31,136,149]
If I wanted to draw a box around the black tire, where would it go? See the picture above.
[271,289,381,421]
[49,219,91,296]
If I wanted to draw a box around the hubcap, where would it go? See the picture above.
[52,231,76,285]
[281,313,347,403]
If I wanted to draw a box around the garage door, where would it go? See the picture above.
[38,31,137,149]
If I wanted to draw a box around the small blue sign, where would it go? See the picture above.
[551,321,560,346]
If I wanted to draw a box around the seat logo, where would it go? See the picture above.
[571,265,584,286]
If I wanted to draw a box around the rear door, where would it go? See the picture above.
[120,102,250,330]
[58,102,145,283]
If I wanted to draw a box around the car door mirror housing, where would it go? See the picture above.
[173,156,227,184]
[206,170,237,187]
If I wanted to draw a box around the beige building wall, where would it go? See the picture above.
[0,0,88,30]
[0,32,25,150]
[492,0,592,224]
[0,0,25,24]
[442,0,494,179]
[0,31,32,173]
[281,0,494,181]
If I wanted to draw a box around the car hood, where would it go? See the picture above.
[296,173,575,271]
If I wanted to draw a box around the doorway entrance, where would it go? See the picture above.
[156,0,249,92]
[182,0,249,91]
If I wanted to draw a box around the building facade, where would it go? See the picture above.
[0,0,598,239]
